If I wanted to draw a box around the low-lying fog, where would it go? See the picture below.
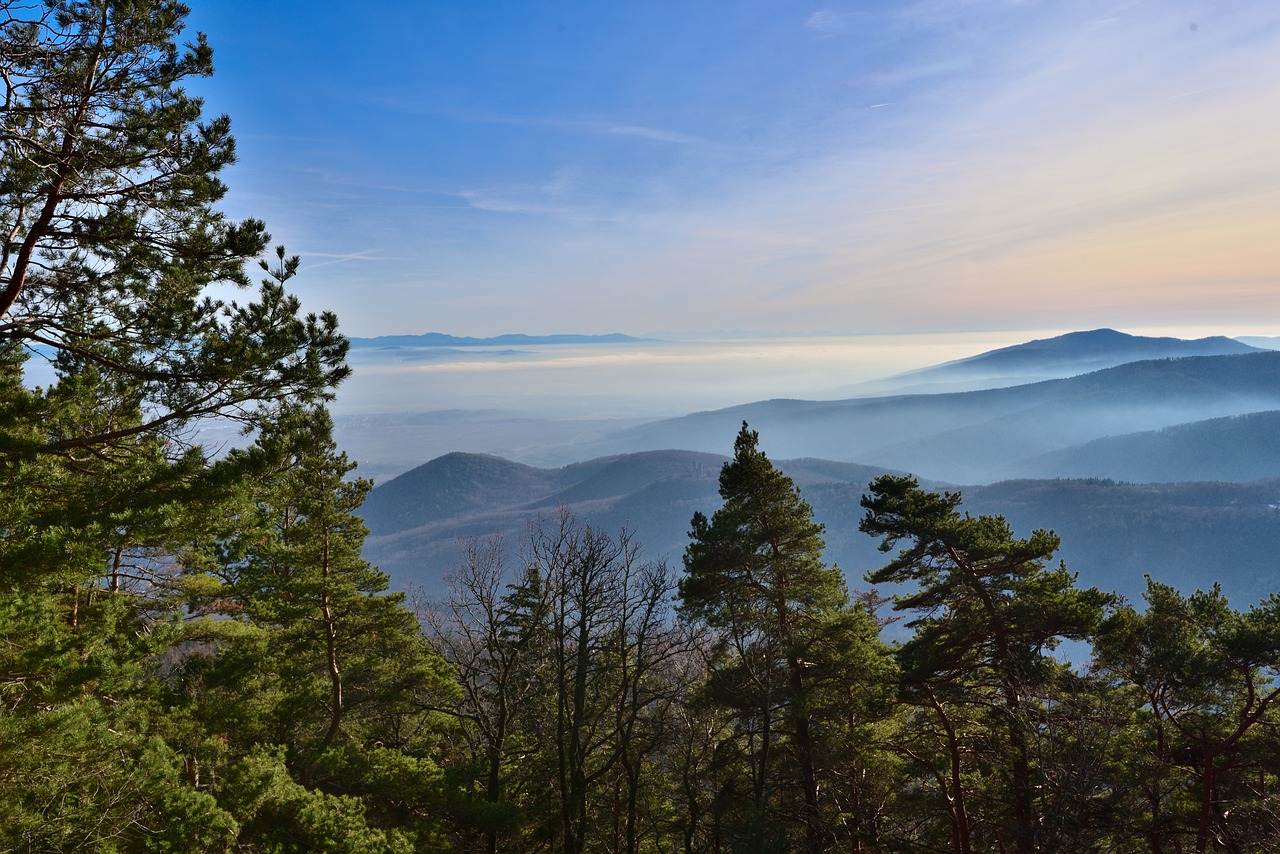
[325,326,1275,481]
[328,331,1049,478]
[336,332,1038,418]
[59,326,1271,483]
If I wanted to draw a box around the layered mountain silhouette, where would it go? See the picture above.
[578,351,1280,483]
[360,329,1280,607]
[1237,336,1280,351]
[847,328,1261,395]
[360,449,1280,609]
[1009,410,1280,482]
[360,449,904,588]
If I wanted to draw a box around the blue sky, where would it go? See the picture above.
[186,0,1280,338]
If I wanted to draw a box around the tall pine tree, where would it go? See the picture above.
[175,405,457,848]
[681,423,891,854]
[0,2,351,845]
[861,475,1114,854]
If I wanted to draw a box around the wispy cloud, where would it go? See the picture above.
[453,183,615,222]
[603,123,703,144]
[848,58,972,87]
[215,0,1280,338]
[303,250,401,270]
[491,114,708,147]
[804,10,856,35]
[467,1,1280,334]
[370,98,708,147]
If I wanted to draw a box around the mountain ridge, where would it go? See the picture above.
[359,448,1280,610]
[587,351,1280,482]
[845,328,1262,396]
[355,331,1280,606]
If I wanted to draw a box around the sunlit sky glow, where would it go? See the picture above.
[187,0,1280,339]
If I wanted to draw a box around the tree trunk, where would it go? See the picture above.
[790,656,823,854]
[928,691,973,854]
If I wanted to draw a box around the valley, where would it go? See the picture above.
[356,330,1280,608]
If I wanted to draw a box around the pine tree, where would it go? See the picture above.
[1,1,348,454]
[178,405,457,846]
[0,3,352,844]
[1093,579,1280,852]
[681,423,891,853]
[860,475,1114,854]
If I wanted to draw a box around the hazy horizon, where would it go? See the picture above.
[309,324,1280,479]
[332,323,1279,418]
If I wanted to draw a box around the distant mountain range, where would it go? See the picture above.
[933,327,1258,374]
[848,328,1262,395]
[358,328,1280,606]
[360,449,1280,609]
[348,332,648,348]
[1011,410,1280,482]
[572,350,1280,483]
[1237,336,1280,350]
[359,450,920,597]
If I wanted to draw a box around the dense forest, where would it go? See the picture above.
[3,2,1280,852]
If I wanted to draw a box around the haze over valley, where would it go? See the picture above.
[175,0,1280,613]
[327,326,1280,477]
[347,328,1280,609]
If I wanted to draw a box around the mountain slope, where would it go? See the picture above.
[1236,336,1280,351]
[851,328,1261,395]
[359,452,566,536]
[360,450,1280,611]
[929,328,1257,374]
[585,352,1280,482]
[1007,410,1280,482]
[359,449,901,592]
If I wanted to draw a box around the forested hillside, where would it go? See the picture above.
[361,450,1280,607]
[1009,409,1280,482]
[582,352,1280,482]
[4,3,1280,852]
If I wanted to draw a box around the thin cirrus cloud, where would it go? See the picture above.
[460,1,1280,335]
[418,105,709,148]
[804,11,858,35]
[191,0,1280,337]
[302,250,402,271]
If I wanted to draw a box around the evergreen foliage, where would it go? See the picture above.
[861,475,1115,853]
[0,2,446,848]
[1093,579,1280,851]
[680,423,894,853]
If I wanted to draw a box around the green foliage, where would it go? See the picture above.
[1093,579,1280,850]
[682,424,845,626]
[157,407,457,847]
[0,2,445,848]
[681,423,894,853]
[221,747,417,853]
[861,474,1115,853]
[1,1,349,450]
[861,474,1113,687]
[136,738,241,853]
